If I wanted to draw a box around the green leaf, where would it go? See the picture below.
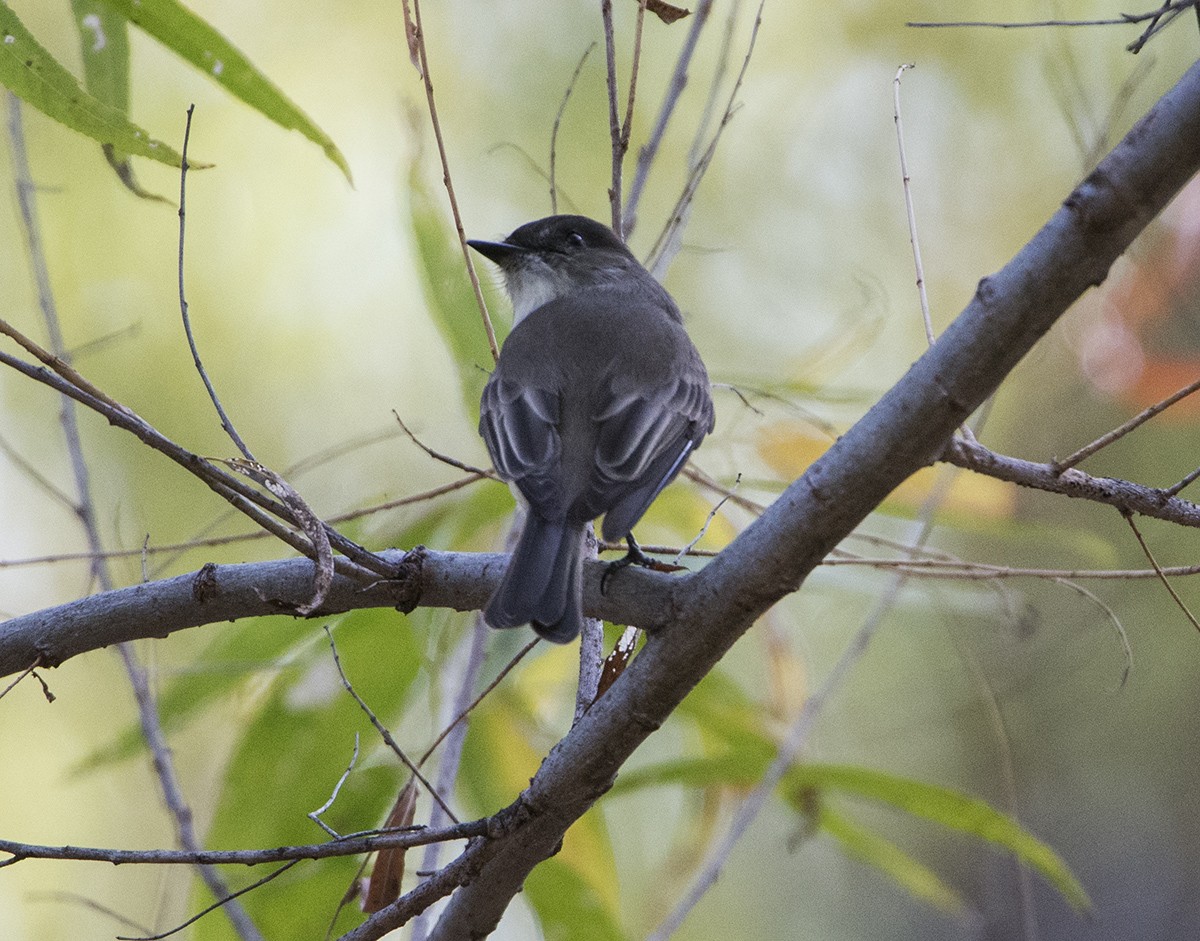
[70,1,130,113]
[817,803,964,912]
[409,159,506,413]
[612,670,775,794]
[784,763,1092,912]
[98,0,351,182]
[0,4,187,167]
[525,856,629,941]
[195,608,423,939]
[70,0,171,201]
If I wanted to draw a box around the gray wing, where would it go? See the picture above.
[593,363,714,542]
[479,373,567,516]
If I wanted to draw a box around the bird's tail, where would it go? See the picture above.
[484,515,585,643]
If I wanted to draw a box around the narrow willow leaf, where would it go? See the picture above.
[0,5,186,167]
[69,3,171,202]
[817,803,964,912]
[98,0,352,182]
[70,1,130,112]
[786,763,1092,912]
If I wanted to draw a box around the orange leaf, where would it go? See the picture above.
[363,780,418,913]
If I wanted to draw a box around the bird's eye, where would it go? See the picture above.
[566,231,585,250]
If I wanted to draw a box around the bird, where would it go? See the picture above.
[469,214,714,642]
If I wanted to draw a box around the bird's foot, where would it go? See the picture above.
[601,535,660,594]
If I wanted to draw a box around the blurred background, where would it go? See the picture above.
[1,1,1198,939]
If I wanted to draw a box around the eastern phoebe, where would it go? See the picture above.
[469,215,715,643]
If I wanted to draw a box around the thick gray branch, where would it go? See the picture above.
[0,549,672,677]
[409,60,1200,941]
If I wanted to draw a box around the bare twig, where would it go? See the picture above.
[28,892,153,936]
[650,465,957,939]
[324,629,459,822]
[116,862,299,941]
[944,437,1200,528]
[1052,578,1133,686]
[418,636,540,768]
[309,734,361,838]
[1164,463,1200,498]
[1053,375,1200,471]
[408,0,499,362]
[907,0,1200,53]
[0,658,41,702]
[646,0,765,275]
[617,1,651,234]
[673,473,739,564]
[176,105,255,462]
[0,473,485,571]
[0,335,391,581]
[394,413,495,477]
[0,821,489,868]
[549,43,596,214]
[409,614,490,941]
[0,431,77,509]
[8,93,264,941]
[625,0,715,236]
[601,0,625,233]
[893,65,934,346]
[1124,512,1200,631]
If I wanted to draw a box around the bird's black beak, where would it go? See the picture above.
[467,239,526,265]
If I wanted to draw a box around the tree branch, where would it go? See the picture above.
[405,58,1200,941]
[943,437,1200,524]
[0,549,674,678]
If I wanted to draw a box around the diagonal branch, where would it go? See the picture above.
[403,58,1200,941]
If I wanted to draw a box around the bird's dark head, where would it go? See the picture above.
[468,215,646,322]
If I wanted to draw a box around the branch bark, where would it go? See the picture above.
[2,57,1200,941]
[407,60,1200,941]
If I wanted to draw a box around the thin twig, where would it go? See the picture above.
[309,734,361,838]
[8,93,264,941]
[0,658,40,702]
[177,105,255,462]
[893,65,934,346]
[116,862,299,941]
[409,614,491,941]
[625,0,715,235]
[409,0,499,362]
[28,892,153,936]
[0,335,390,580]
[0,473,485,571]
[395,413,495,476]
[673,473,739,564]
[614,0,650,239]
[324,629,459,822]
[1052,578,1133,686]
[1163,463,1200,498]
[417,637,540,767]
[689,0,739,168]
[1124,512,1200,631]
[908,1,1198,30]
[601,0,625,234]
[0,431,77,509]
[1053,375,1200,471]
[550,43,596,215]
[824,556,1200,580]
[646,0,765,275]
[0,821,490,867]
[943,437,1200,529]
